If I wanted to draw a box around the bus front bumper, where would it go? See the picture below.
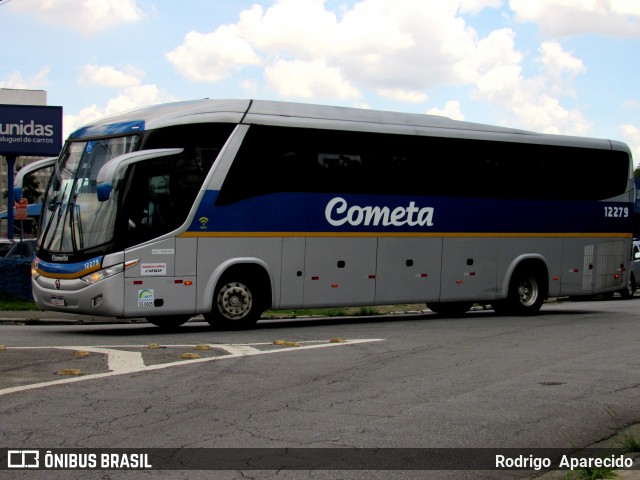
[32,272,125,318]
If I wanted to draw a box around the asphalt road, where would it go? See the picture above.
[0,299,639,480]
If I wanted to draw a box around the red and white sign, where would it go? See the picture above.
[14,198,28,220]
[141,263,167,276]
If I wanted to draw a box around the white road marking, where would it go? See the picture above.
[0,339,384,396]
[216,344,262,355]
[57,346,146,372]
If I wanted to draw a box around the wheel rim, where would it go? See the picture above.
[517,276,538,307]
[217,282,253,320]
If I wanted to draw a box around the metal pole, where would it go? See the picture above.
[5,154,16,240]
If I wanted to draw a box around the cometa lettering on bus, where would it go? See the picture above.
[325,197,435,227]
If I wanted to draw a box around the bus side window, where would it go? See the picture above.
[120,153,208,247]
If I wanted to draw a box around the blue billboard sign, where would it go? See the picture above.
[0,104,63,156]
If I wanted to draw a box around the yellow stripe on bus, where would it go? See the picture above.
[179,231,633,239]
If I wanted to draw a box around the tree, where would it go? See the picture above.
[3,171,41,203]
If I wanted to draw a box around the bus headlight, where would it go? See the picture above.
[80,259,138,285]
[32,258,40,279]
[81,263,125,285]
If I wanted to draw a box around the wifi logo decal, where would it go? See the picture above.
[198,216,209,230]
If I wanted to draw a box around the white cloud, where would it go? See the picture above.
[0,68,50,89]
[459,0,504,14]
[166,0,496,95]
[509,0,640,37]
[620,124,640,167]
[237,1,344,58]
[78,64,143,88]
[472,29,522,75]
[611,0,640,16]
[377,88,428,103]
[265,59,361,99]
[472,40,590,134]
[335,1,479,89]
[165,28,261,82]
[63,84,176,138]
[102,84,175,115]
[64,104,105,139]
[7,0,144,35]
[537,42,585,86]
[511,95,590,135]
[622,99,640,109]
[427,100,465,120]
[163,0,593,135]
[241,79,259,97]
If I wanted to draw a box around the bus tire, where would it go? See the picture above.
[146,315,192,329]
[619,273,636,299]
[493,265,545,316]
[427,301,473,316]
[206,274,264,330]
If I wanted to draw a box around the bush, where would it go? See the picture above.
[0,257,34,301]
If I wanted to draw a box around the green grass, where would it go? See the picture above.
[0,293,39,311]
[617,430,640,452]
[264,306,382,318]
[608,407,640,453]
[263,304,427,318]
[562,413,640,480]
[566,467,619,479]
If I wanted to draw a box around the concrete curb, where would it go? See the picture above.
[0,311,212,325]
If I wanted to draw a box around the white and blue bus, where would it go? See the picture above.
[15,99,636,329]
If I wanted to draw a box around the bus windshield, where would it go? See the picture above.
[39,135,140,254]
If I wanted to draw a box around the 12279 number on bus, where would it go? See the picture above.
[604,206,629,218]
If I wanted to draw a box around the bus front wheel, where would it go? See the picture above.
[493,266,545,316]
[206,276,263,330]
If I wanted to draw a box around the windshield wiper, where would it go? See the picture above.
[40,198,63,252]
[41,181,72,253]
[68,192,84,251]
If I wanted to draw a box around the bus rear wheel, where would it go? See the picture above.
[619,273,636,299]
[205,277,262,330]
[146,315,192,329]
[426,301,473,316]
[492,267,545,316]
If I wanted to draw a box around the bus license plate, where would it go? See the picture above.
[51,295,65,306]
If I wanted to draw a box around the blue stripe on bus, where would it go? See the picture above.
[188,191,635,235]
[34,256,103,279]
[69,120,145,139]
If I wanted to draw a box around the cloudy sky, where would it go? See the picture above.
[2,0,640,164]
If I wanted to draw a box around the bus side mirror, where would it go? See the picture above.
[14,157,57,201]
[96,148,184,202]
[96,183,113,202]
